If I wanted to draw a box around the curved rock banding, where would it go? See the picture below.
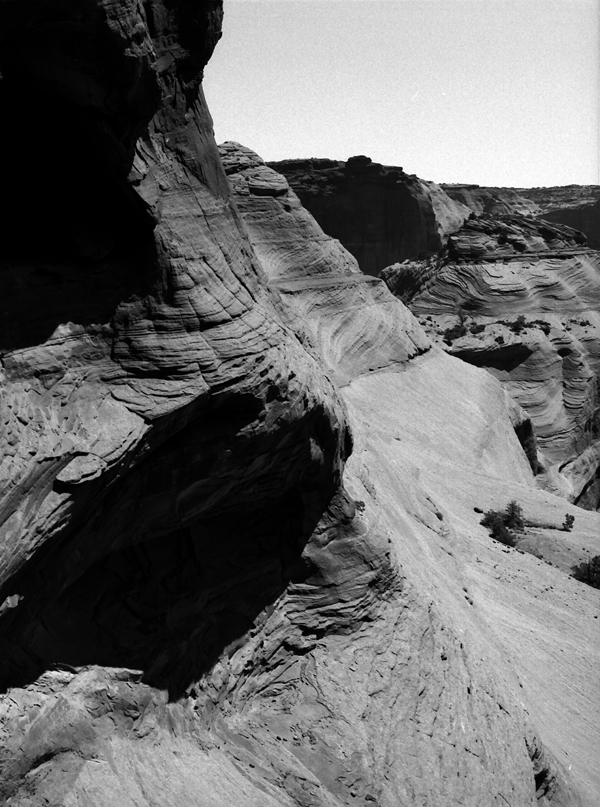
[0,2,598,806]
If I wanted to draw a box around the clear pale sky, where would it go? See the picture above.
[203,0,599,187]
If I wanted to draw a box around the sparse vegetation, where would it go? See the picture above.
[570,555,600,589]
[530,319,551,335]
[480,500,525,547]
[562,513,575,532]
[510,315,527,334]
[499,317,551,336]
[504,500,524,531]
[443,308,469,343]
[469,322,486,335]
[354,500,366,514]
[443,323,467,343]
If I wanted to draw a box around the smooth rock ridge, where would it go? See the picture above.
[221,141,430,384]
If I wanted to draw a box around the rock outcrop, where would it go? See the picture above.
[220,143,430,384]
[537,199,600,252]
[440,184,542,218]
[382,214,600,505]
[442,185,600,251]
[268,155,470,277]
[0,3,598,807]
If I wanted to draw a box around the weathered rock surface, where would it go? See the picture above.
[382,215,600,505]
[221,142,430,384]
[441,184,542,218]
[0,0,348,756]
[442,185,600,251]
[0,3,598,807]
[268,155,470,277]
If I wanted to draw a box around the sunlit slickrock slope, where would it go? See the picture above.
[0,2,598,806]
[382,215,600,507]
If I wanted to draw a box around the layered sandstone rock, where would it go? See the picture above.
[441,184,542,218]
[0,3,598,807]
[220,142,430,384]
[382,215,600,505]
[0,0,350,761]
[268,155,470,276]
[443,184,600,251]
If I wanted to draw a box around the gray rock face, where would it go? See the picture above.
[0,0,350,712]
[441,184,542,218]
[382,214,600,505]
[268,155,470,277]
[442,184,600,251]
[221,142,430,385]
[0,3,598,807]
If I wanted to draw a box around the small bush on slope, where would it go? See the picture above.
[562,513,575,531]
[571,555,600,589]
[504,500,524,531]
[443,322,468,343]
[480,500,526,547]
[481,510,517,547]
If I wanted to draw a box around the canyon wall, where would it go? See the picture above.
[442,185,600,251]
[382,215,600,507]
[269,155,470,277]
[0,3,598,806]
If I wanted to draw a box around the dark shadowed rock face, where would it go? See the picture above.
[268,155,469,276]
[539,200,600,251]
[0,0,351,704]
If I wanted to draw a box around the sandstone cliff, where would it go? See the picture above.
[220,143,429,385]
[0,3,598,807]
[442,185,600,251]
[382,215,600,508]
[268,155,470,277]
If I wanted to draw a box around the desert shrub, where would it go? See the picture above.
[505,500,524,531]
[489,515,517,547]
[562,513,575,531]
[570,555,600,589]
[510,315,527,334]
[443,323,468,343]
[530,319,551,335]
[481,500,524,546]
[480,509,517,547]
[480,510,500,528]
[354,500,366,514]
[469,322,486,335]
[495,335,504,344]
